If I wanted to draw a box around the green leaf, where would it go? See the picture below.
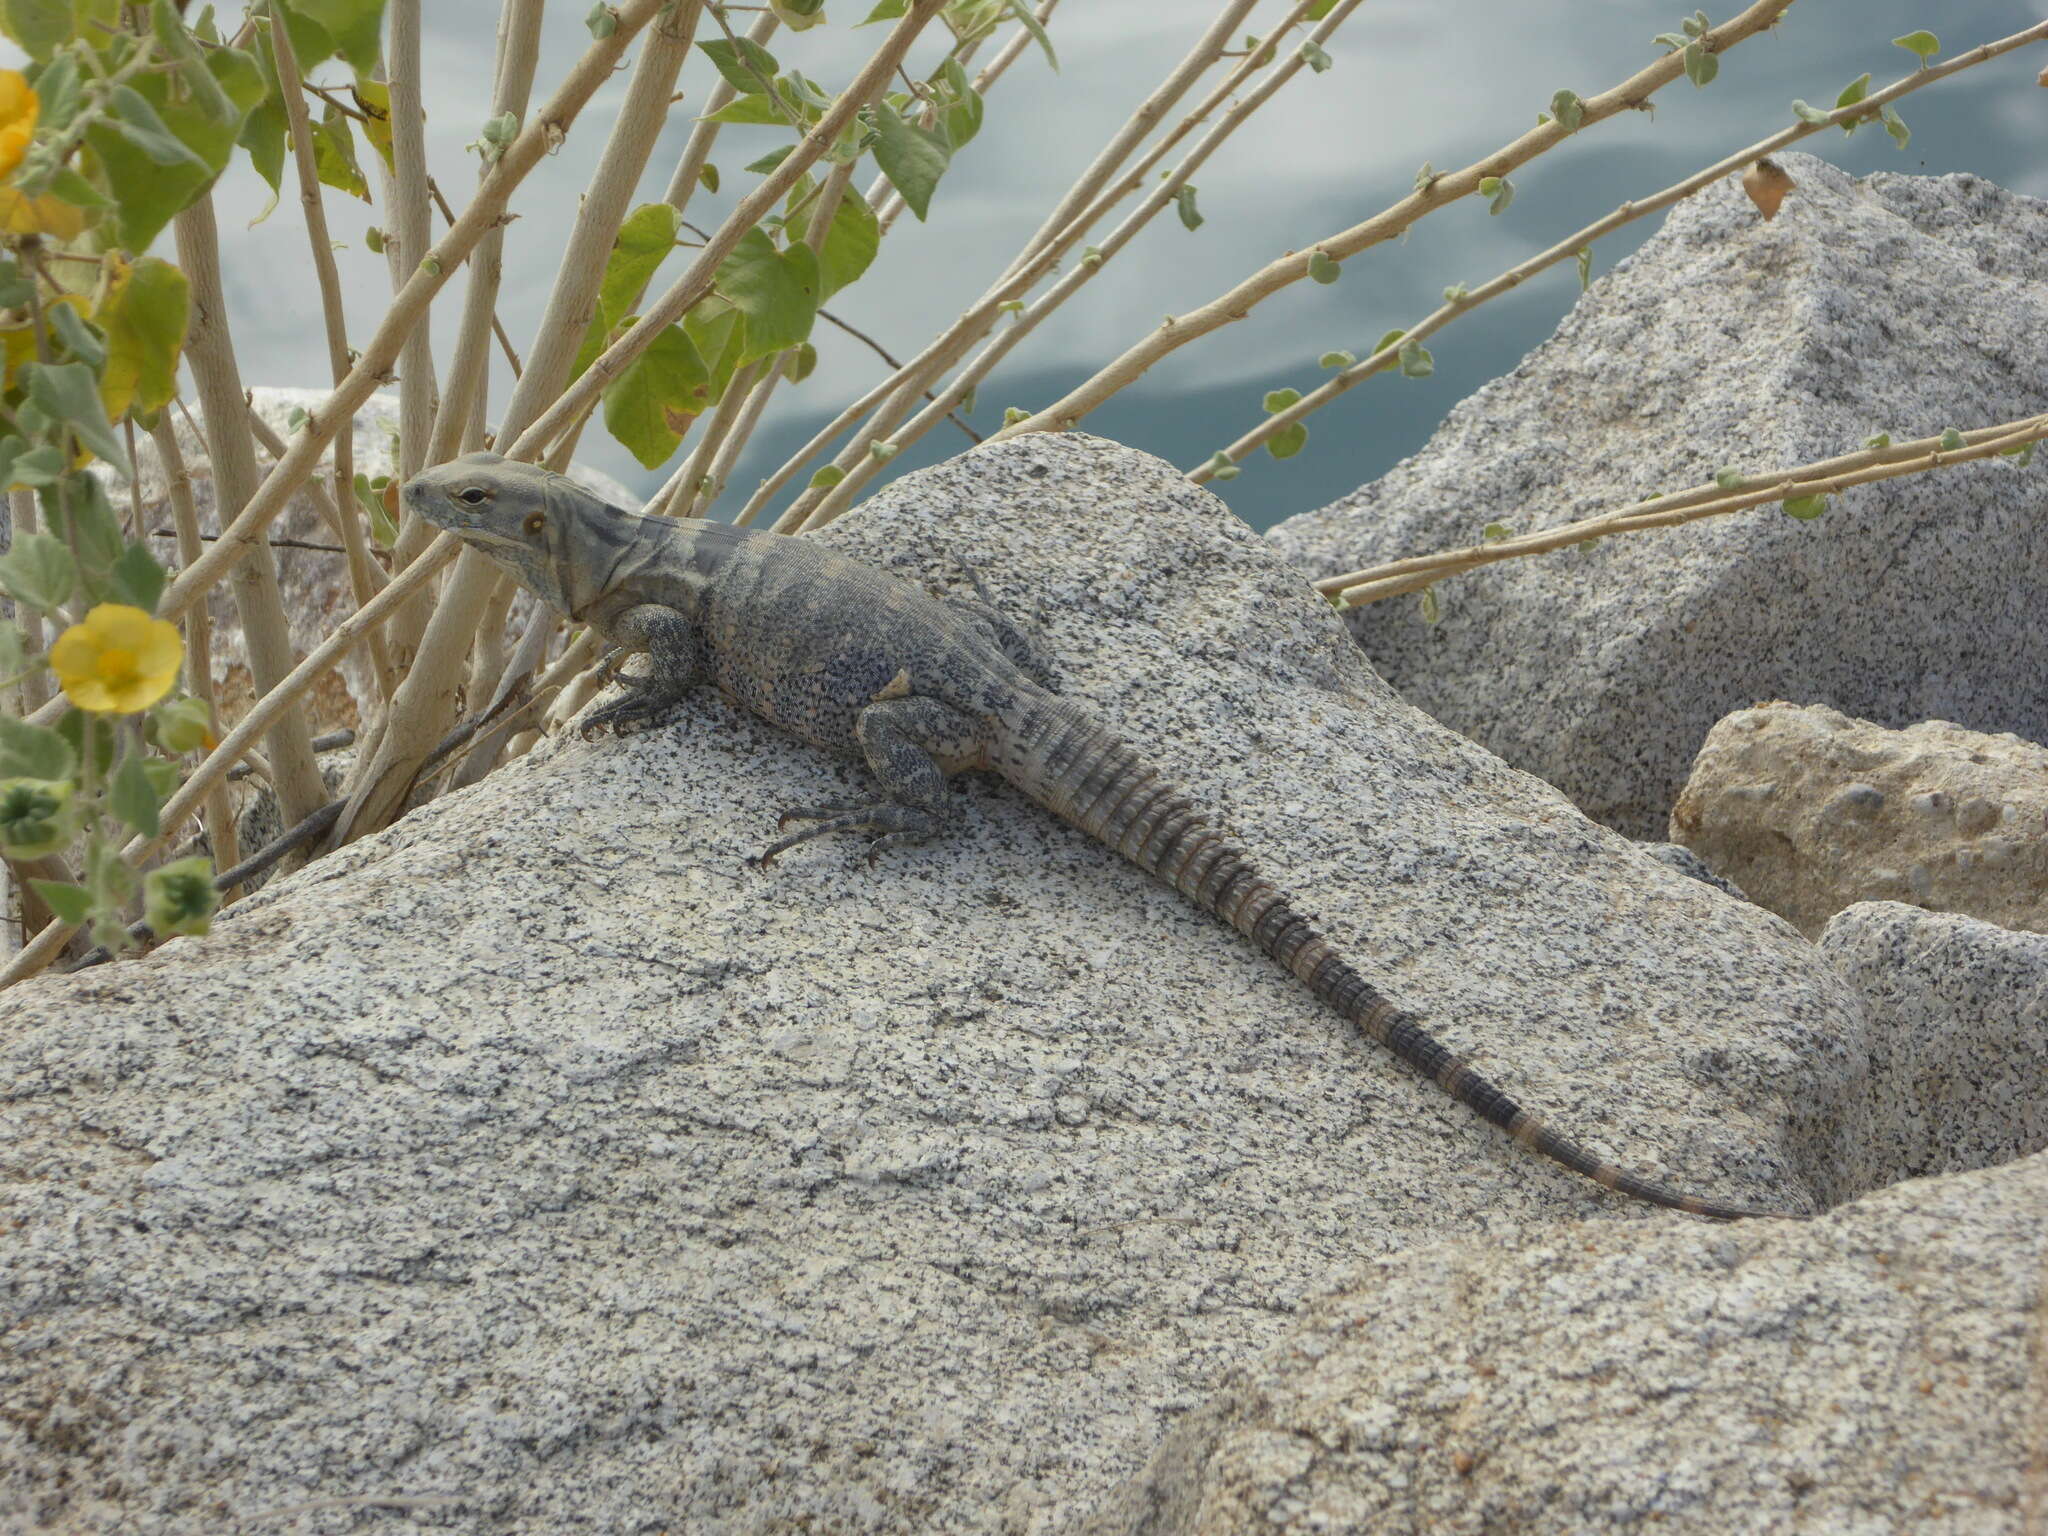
[585,3,617,39]
[743,145,795,176]
[30,879,93,925]
[683,299,746,405]
[1714,467,1745,490]
[1893,30,1938,62]
[859,0,907,19]
[1318,350,1355,369]
[1205,450,1239,481]
[699,164,720,193]
[239,18,289,197]
[868,440,898,463]
[1267,422,1308,460]
[1791,99,1829,125]
[1863,432,1891,450]
[2001,441,2035,469]
[572,203,683,381]
[1398,338,1433,378]
[1373,328,1407,356]
[109,542,167,614]
[84,44,265,251]
[0,619,24,679]
[1881,103,1909,150]
[772,0,827,31]
[809,464,845,490]
[715,227,820,364]
[152,0,238,123]
[602,323,711,470]
[1683,40,1717,87]
[1835,72,1870,112]
[281,0,388,72]
[1307,249,1340,285]
[1,0,119,61]
[1481,522,1510,541]
[1413,161,1435,193]
[0,715,76,779]
[1479,175,1514,215]
[871,100,951,221]
[44,473,125,598]
[1418,586,1441,625]
[1003,0,1057,70]
[110,749,163,838]
[818,191,879,300]
[935,56,984,149]
[311,102,370,201]
[1174,183,1203,231]
[1938,427,1965,451]
[782,340,817,384]
[107,85,208,167]
[1263,388,1302,413]
[699,36,783,95]
[1576,246,1593,291]
[8,445,66,488]
[1549,88,1584,131]
[701,92,792,127]
[47,301,105,371]
[24,362,131,473]
[1298,39,1331,73]
[97,257,189,421]
[145,854,219,936]
[1781,494,1829,520]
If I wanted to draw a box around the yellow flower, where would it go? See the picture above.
[50,604,184,715]
[0,70,37,182]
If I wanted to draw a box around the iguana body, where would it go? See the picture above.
[409,452,1775,1221]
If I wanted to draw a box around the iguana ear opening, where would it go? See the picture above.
[524,511,545,535]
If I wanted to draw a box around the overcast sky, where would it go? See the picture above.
[10,2,2045,526]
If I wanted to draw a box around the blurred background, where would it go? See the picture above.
[11,1,2044,529]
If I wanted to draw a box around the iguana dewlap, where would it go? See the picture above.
[408,451,1779,1221]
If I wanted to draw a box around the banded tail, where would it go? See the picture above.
[1000,695,1773,1221]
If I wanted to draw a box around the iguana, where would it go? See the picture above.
[409,451,1778,1221]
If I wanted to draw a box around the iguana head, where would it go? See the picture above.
[405,451,625,619]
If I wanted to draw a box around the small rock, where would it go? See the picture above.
[1670,703,2048,937]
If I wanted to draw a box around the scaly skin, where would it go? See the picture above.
[408,451,1782,1220]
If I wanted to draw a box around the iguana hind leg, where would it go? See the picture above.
[760,695,983,865]
[951,555,1061,690]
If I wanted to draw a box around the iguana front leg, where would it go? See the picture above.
[580,604,707,740]
[761,695,985,865]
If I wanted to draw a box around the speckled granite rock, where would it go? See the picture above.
[1820,902,2048,1185]
[114,388,639,730]
[1084,1153,2047,1536]
[1,435,1865,1535]
[1671,703,2048,938]
[1267,155,2048,837]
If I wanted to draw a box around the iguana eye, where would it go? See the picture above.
[459,486,488,505]
[524,512,545,535]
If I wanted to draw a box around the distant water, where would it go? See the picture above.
[11,2,2045,528]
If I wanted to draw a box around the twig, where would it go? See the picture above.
[1194,17,2048,481]
[385,0,437,484]
[173,195,331,830]
[506,0,949,465]
[351,4,703,845]
[801,0,1364,527]
[1322,414,2048,605]
[152,530,346,555]
[817,307,980,443]
[994,0,1798,442]
[149,417,241,889]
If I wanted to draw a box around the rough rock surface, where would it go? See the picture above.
[117,388,638,729]
[1267,155,2048,837]
[1,435,1866,1534]
[1821,901,2048,1186]
[1672,703,2048,938]
[1085,1154,2048,1536]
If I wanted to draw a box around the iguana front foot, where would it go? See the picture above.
[579,683,686,741]
[758,802,948,867]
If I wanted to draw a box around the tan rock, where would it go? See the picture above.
[1670,703,2048,937]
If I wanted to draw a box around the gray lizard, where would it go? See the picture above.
[408,451,1777,1221]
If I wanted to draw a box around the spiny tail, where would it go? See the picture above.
[998,696,1774,1221]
